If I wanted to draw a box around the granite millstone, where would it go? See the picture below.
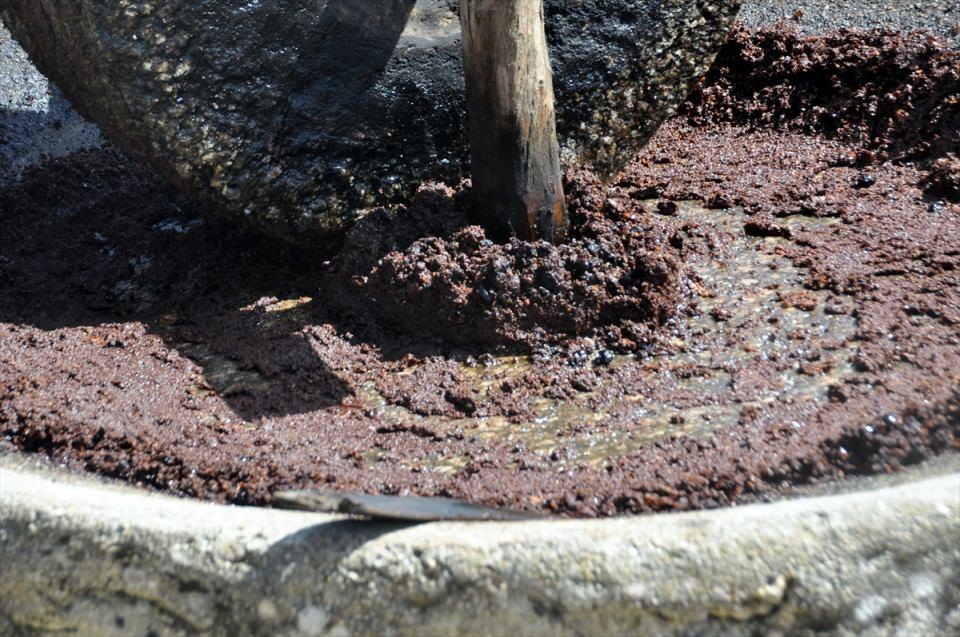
[0,0,740,246]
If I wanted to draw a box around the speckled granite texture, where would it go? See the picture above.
[0,22,100,186]
[741,0,959,45]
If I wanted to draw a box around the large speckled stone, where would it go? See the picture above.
[0,0,740,245]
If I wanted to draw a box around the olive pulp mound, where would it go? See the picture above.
[1,26,958,517]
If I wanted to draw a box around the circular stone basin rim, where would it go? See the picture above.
[1,461,958,636]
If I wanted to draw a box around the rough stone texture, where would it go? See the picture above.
[0,0,741,245]
[740,0,960,46]
[1,459,958,637]
[0,22,101,186]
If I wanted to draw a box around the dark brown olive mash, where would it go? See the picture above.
[1,25,958,516]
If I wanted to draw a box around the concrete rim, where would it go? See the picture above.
[2,457,958,636]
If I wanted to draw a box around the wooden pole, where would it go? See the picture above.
[460,0,568,243]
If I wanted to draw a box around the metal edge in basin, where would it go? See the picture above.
[1,456,958,637]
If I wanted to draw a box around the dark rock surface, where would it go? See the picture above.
[0,0,740,245]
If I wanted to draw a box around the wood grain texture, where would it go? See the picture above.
[460,0,568,243]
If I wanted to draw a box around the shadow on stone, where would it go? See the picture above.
[277,0,418,152]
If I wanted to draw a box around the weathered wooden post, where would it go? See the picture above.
[460,0,569,243]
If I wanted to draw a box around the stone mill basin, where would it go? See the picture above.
[0,0,740,245]
[2,2,960,636]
